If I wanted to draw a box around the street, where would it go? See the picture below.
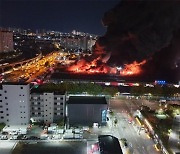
[2,52,60,82]
[0,140,18,154]
[109,97,162,154]
[168,115,180,154]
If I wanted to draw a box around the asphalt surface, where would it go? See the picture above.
[109,97,162,154]
[3,52,59,82]
[169,115,180,154]
[0,140,18,154]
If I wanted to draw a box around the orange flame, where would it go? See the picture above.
[67,57,146,76]
[67,57,109,74]
[120,60,146,76]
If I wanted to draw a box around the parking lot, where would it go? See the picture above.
[0,123,114,154]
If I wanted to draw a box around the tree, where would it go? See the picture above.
[87,83,102,95]
[57,119,64,128]
[114,118,118,126]
[153,85,163,96]
[103,87,118,96]
[130,85,145,96]
[0,123,5,131]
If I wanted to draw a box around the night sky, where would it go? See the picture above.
[0,0,120,35]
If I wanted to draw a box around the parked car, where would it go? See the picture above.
[22,135,28,140]
[9,131,18,135]
[10,135,18,140]
[2,132,8,135]
[0,135,8,140]
[28,136,40,140]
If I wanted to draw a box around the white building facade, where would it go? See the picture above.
[0,83,30,126]
[30,92,66,124]
[0,83,66,126]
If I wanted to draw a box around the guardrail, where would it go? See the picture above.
[0,53,42,69]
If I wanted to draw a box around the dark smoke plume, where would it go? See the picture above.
[142,29,180,82]
[96,0,180,64]
[95,0,180,82]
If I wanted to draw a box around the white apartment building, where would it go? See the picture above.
[0,83,30,126]
[0,83,66,126]
[30,92,66,124]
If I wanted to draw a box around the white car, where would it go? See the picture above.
[9,131,18,135]
[0,135,8,140]
[10,135,18,140]
[159,99,166,103]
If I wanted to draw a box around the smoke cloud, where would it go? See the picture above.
[94,0,180,82]
[96,0,180,64]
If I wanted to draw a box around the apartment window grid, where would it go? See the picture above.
[30,93,66,122]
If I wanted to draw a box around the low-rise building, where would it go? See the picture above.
[66,96,108,127]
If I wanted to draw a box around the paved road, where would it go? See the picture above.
[0,140,18,154]
[109,98,162,154]
[169,115,180,154]
[3,52,59,82]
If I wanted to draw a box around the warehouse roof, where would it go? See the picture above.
[67,96,107,104]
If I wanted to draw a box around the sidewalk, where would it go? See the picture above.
[0,140,18,154]
[168,115,180,154]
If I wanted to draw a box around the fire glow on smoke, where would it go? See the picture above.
[120,60,146,76]
[67,56,146,76]
[67,57,109,74]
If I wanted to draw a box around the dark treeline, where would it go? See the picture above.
[32,82,119,96]
[130,85,180,97]
[32,82,180,97]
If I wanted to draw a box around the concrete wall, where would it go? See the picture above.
[43,93,54,123]
[53,94,66,121]
[1,84,30,126]
[30,93,66,123]
[0,89,5,123]
[67,104,107,126]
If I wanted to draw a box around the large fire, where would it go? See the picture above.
[67,57,109,74]
[67,56,146,76]
[120,60,146,76]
